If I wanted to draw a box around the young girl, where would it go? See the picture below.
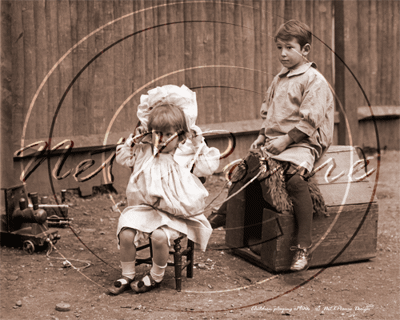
[108,85,220,295]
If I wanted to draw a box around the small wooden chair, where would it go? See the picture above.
[127,159,202,291]
[135,235,194,292]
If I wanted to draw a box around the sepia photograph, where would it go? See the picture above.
[1,0,398,319]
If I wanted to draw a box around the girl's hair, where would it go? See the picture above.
[148,103,188,140]
[274,20,312,48]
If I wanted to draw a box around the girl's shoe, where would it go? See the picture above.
[130,273,162,293]
[107,276,134,295]
[290,245,311,271]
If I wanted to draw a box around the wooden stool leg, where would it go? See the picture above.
[187,239,194,278]
[149,237,153,258]
[173,238,182,292]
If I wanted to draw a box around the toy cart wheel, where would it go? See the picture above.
[43,241,52,254]
[23,240,35,254]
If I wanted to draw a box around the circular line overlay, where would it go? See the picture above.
[20,2,381,315]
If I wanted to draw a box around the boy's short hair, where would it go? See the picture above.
[274,20,312,48]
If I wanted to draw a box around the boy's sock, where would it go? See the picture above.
[286,172,313,248]
[121,261,136,282]
[147,261,167,284]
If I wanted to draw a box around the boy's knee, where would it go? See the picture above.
[119,228,136,247]
[286,173,307,193]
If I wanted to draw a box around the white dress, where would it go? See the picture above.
[116,139,220,251]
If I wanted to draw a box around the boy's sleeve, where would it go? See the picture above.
[294,75,333,137]
[259,77,277,135]
[288,127,308,143]
[259,101,268,136]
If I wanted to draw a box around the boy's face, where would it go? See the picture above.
[152,127,179,154]
[275,38,310,70]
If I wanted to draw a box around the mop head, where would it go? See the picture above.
[261,157,327,217]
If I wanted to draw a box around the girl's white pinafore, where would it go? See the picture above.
[116,142,215,251]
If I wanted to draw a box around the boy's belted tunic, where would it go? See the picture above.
[260,62,335,172]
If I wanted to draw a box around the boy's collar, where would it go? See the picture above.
[278,62,317,78]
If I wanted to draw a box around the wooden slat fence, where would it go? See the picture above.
[1,0,399,191]
[6,0,337,149]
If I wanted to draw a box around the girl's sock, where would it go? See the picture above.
[148,261,167,284]
[121,261,136,281]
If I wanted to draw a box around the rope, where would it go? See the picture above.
[202,179,230,211]
[46,239,105,289]
[138,164,282,220]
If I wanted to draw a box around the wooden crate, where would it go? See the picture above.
[225,145,379,272]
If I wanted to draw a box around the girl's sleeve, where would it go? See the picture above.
[174,138,220,177]
[116,134,137,168]
[191,141,220,177]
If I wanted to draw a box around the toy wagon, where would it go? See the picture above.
[0,185,61,254]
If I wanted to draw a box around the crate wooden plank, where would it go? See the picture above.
[225,145,379,272]
[318,182,376,207]
[258,202,378,272]
[225,187,246,249]
[230,201,378,273]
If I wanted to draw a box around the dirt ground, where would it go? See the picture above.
[1,150,398,320]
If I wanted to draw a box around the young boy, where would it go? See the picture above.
[209,20,335,271]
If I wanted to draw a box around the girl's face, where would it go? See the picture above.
[152,127,179,154]
[275,38,310,70]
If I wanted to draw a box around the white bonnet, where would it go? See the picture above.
[137,84,198,132]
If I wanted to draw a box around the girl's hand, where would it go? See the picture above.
[191,129,203,147]
[190,125,203,147]
[264,135,293,155]
[125,133,135,147]
[135,125,145,136]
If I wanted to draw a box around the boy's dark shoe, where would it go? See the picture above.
[208,211,226,229]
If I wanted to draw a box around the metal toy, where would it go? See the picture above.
[0,185,60,254]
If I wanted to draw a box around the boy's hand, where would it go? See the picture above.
[251,135,266,149]
[265,135,293,154]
